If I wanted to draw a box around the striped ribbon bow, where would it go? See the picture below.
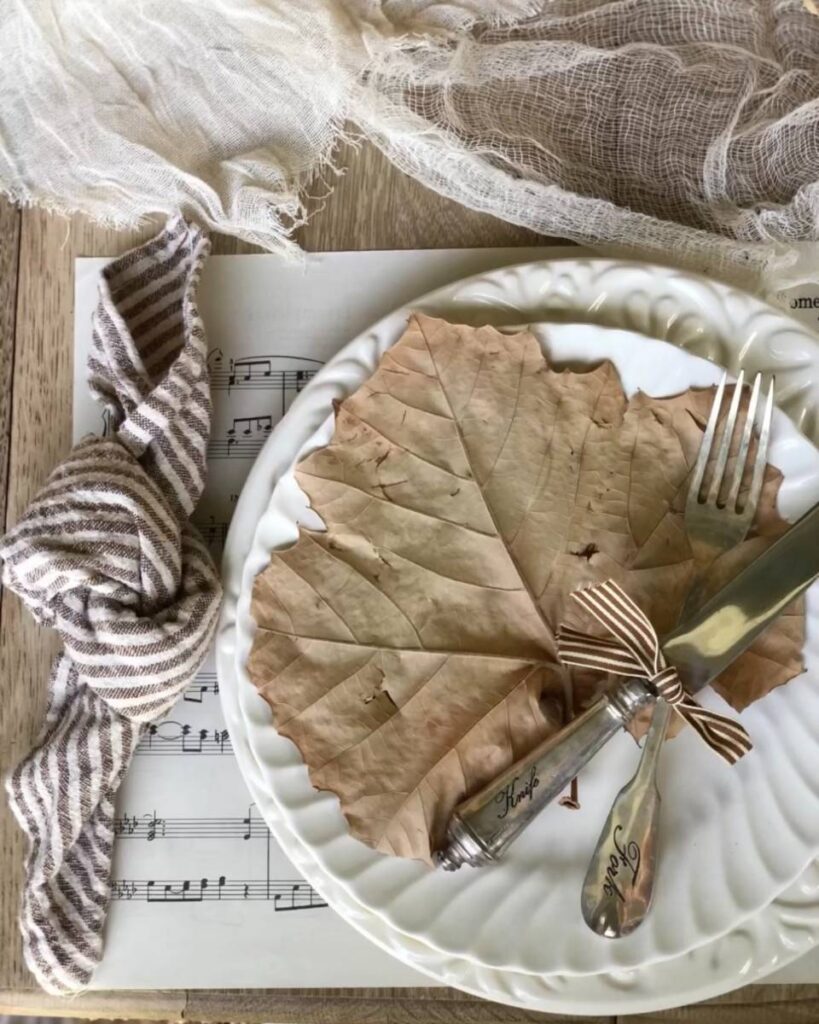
[557,580,752,765]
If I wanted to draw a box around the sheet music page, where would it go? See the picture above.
[74,246,559,988]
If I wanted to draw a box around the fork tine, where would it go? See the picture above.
[743,377,774,517]
[706,370,745,505]
[688,372,727,506]
[726,373,762,510]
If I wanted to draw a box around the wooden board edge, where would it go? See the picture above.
[0,987,185,1021]
[0,986,615,1023]
[4,982,819,1023]
[0,198,21,533]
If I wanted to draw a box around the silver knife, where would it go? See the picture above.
[436,501,819,870]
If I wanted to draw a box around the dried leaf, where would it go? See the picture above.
[248,314,804,862]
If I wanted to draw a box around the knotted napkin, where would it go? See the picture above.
[558,580,752,765]
[0,217,222,994]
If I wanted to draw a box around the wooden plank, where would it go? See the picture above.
[298,140,549,252]
[182,988,612,1024]
[0,201,21,532]
[0,986,611,1024]
[634,984,819,1022]
[8,983,819,1024]
[0,988,185,1021]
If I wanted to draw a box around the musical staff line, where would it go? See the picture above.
[208,437,265,460]
[182,672,219,704]
[136,720,232,756]
[208,415,272,461]
[111,876,328,909]
[192,517,229,552]
[207,350,322,414]
[208,351,322,390]
[114,808,268,841]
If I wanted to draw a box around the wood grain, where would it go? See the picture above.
[2,984,819,1023]
[297,140,547,252]
[182,988,611,1024]
[631,984,819,1023]
[0,201,20,532]
[0,141,810,1022]
[0,988,185,1021]
[0,987,611,1024]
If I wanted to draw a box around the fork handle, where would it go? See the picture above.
[437,680,656,870]
[580,699,672,936]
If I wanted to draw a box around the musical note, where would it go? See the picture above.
[234,414,273,436]
[182,671,219,704]
[111,877,327,907]
[207,350,322,408]
[115,814,138,837]
[207,437,263,460]
[114,811,167,840]
[115,807,268,841]
[136,721,233,756]
[231,357,271,389]
[209,415,273,460]
[273,883,329,912]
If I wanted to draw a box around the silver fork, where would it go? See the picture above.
[580,370,774,938]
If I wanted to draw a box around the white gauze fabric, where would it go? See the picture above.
[1,1,818,294]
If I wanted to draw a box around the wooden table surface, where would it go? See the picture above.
[1,144,818,1023]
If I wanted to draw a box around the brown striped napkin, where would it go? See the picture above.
[0,217,222,993]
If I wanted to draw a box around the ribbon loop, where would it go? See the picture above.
[557,580,752,765]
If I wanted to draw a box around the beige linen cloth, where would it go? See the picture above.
[0,218,222,993]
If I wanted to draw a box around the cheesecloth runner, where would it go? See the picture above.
[2,1,819,288]
[0,218,222,993]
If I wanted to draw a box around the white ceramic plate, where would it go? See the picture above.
[236,739,819,1015]
[232,321,819,976]
[217,258,819,1011]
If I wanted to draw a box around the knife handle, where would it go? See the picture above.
[437,680,655,870]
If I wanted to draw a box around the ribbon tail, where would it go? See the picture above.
[673,697,753,765]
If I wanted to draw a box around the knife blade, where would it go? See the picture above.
[663,499,819,690]
[437,500,819,870]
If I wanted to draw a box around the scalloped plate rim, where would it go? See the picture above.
[217,255,819,1012]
